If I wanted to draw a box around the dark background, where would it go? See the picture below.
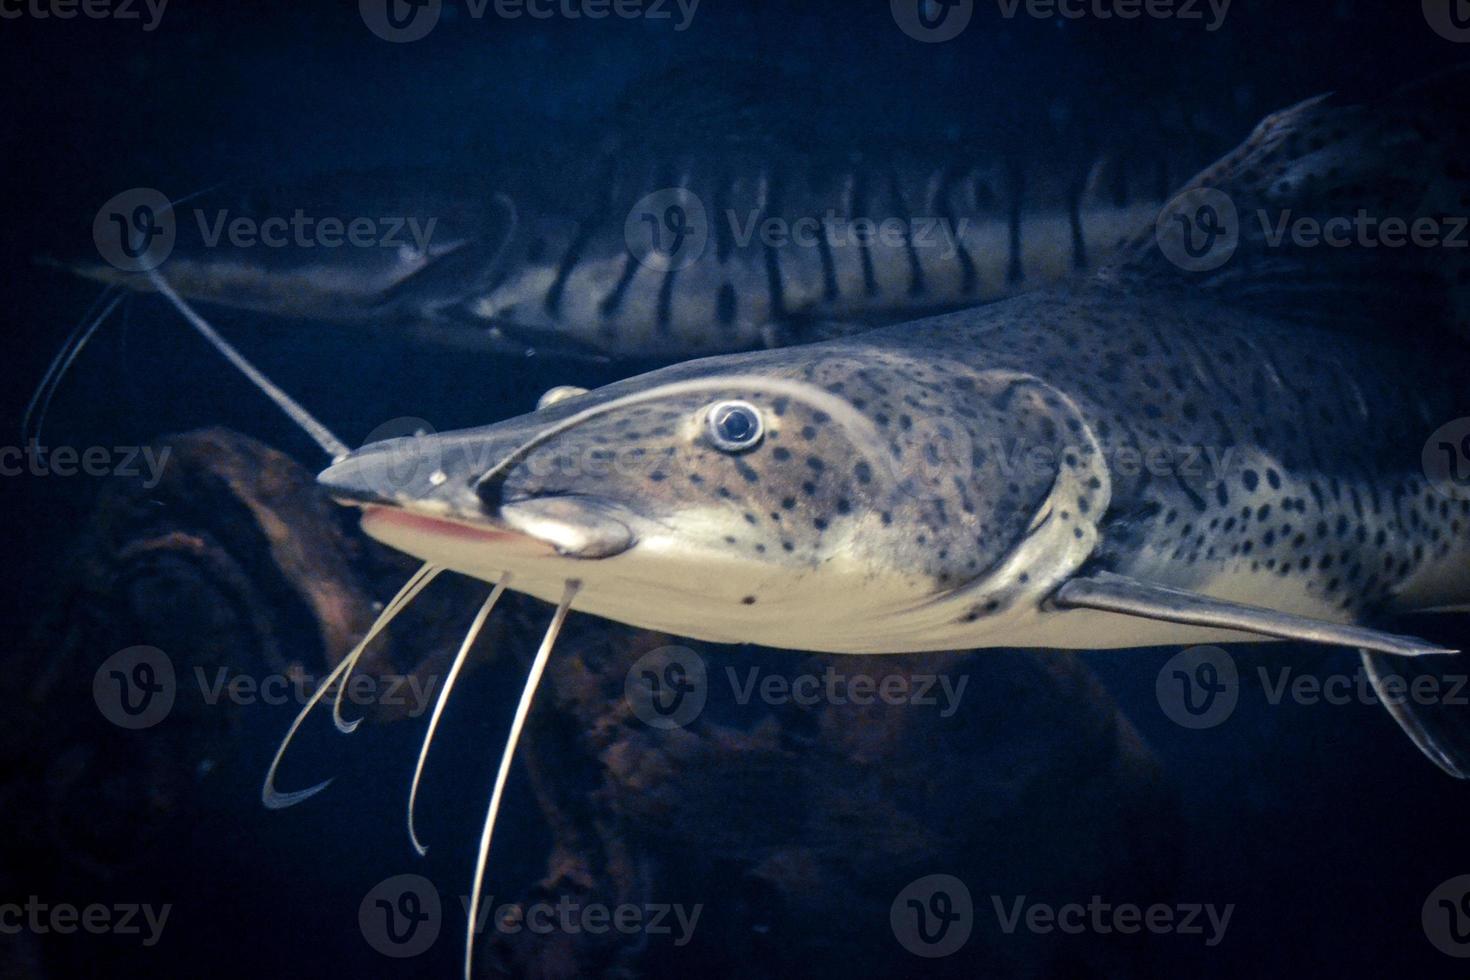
[2,1,1468,977]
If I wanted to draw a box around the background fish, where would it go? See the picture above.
[66,62,1237,360]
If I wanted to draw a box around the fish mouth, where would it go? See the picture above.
[318,454,636,560]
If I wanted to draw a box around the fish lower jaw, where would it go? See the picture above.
[358,506,957,650]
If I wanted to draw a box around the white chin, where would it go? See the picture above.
[357,506,943,653]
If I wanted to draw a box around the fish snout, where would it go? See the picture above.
[321,435,638,560]
[318,435,465,509]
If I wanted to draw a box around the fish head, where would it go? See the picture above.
[318,343,1110,652]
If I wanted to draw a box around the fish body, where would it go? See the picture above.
[68,63,1232,359]
[314,68,1470,782]
[327,285,1470,652]
[454,142,1175,357]
[285,69,1470,978]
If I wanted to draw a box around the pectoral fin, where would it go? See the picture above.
[1361,651,1470,779]
[1053,572,1456,658]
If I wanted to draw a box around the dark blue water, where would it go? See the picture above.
[3,2,1469,978]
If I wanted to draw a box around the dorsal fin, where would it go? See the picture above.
[1106,66,1470,341]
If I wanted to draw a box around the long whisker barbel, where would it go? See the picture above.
[463,579,579,980]
[146,267,351,461]
[261,563,442,809]
[407,573,511,856]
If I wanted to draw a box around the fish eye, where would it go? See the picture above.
[705,400,764,453]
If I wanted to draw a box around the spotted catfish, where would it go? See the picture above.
[317,66,1470,763]
[271,69,1470,980]
[68,65,1229,360]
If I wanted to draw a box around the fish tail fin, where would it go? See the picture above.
[1361,649,1470,779]
[1113,65,1470,342]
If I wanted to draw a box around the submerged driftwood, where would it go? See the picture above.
[5,428,1180,978]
